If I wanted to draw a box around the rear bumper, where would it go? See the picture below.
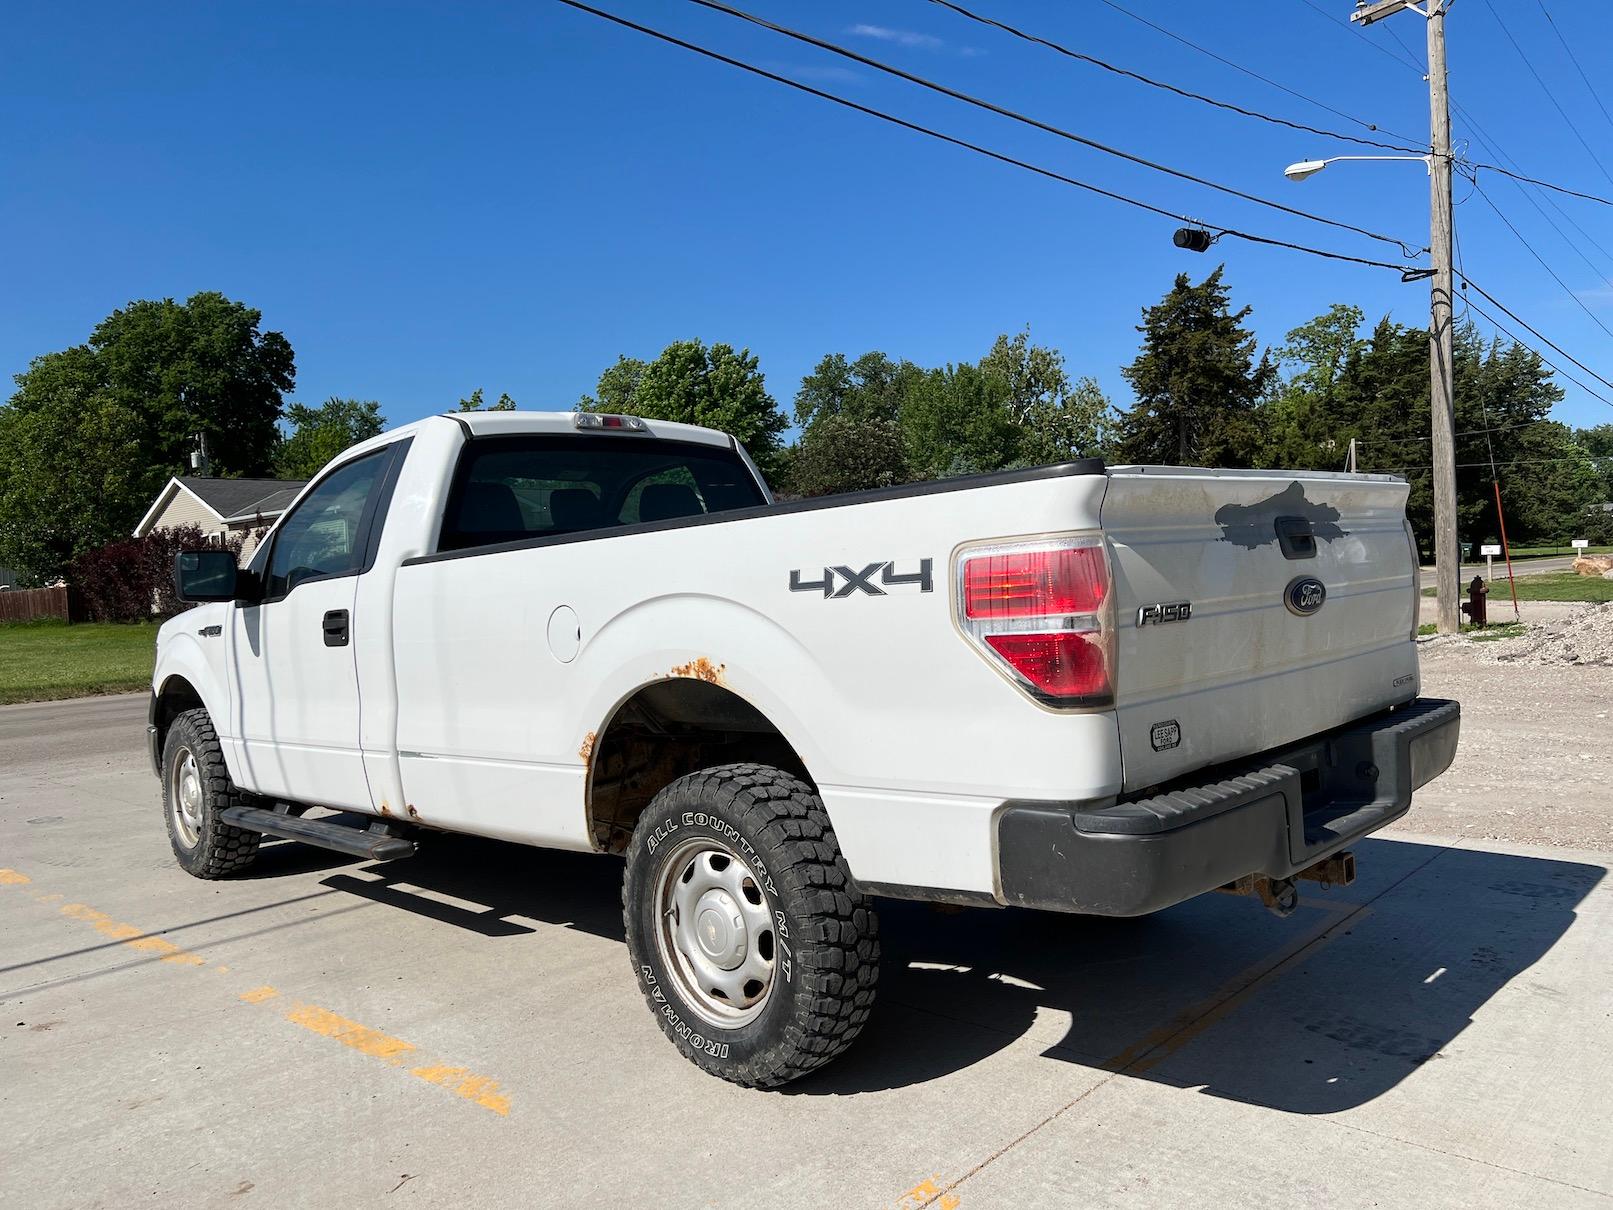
[996,697,1460,916]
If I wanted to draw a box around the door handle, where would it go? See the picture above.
[322,609,350,647]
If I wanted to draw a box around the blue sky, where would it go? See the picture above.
[4,0,1612,447]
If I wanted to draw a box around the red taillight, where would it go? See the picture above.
[963,547,1107,618]
[956,536,1113,706]
[983,632,1108,698]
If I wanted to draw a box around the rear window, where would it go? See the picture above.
[438,434,766,552]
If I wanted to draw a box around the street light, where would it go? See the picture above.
[1281,146,1461,635]
[1282,155,1431,181]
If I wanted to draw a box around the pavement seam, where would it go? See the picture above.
[1322,1117,1613,1200]
[915,834,1470,1208]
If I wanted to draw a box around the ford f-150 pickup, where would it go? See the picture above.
[149,410,1460,1086]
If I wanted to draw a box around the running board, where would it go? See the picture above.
[220,805,417,862]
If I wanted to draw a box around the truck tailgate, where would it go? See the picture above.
[1100,468,1419,792]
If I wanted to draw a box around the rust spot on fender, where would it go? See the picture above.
[578,731,597,766]
[406,804,420,820]
[378,801,392,817]
[669,657,725,685]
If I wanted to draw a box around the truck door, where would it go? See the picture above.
[229,447,396,810]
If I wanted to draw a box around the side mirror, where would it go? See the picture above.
[174,550,242,603]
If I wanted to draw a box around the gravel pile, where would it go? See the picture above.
[1486,601,1613,667]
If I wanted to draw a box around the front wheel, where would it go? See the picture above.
[162,708,262,878]
[622,763,879,1087]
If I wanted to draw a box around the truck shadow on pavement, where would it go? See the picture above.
[315,833,1601,1114]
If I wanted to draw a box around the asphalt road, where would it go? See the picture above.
[1418,553,1579,588]
[3,694,1611,1208]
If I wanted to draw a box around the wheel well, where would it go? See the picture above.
[152,676,205,758]
[586,680,812,853]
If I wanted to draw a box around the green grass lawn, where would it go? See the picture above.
[1423,571,1613,603]
[1416,621,1528,641]
[1502,544,1611,558]
[0,619,157,705]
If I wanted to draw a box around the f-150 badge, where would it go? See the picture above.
[1137,601,1192,626]
[790,559,934,598]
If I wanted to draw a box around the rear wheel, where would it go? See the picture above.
[623,763,879,1087]
[162,708,262,878]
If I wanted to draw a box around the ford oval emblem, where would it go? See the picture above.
[1285,575,1327,616]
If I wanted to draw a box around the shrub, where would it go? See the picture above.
[66,524,261,623]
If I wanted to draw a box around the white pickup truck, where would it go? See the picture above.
[150,410,1459,1086]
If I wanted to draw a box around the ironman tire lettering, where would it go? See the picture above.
[621,763,880,1088]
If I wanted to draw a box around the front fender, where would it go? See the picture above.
[153,612,240,782]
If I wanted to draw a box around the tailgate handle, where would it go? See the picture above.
[1274,516,1317,560]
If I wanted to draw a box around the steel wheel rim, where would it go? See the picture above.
[169,747,203,849]
[653,835,777,1029]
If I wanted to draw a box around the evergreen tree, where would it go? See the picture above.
[1117,268,1273,466]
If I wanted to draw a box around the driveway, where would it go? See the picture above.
[2,690,1610,1208]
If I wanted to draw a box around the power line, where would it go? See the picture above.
[1477,0,1613,189]
[1462,293,1613,411]
[1466,166,1613,296]
[1470,163,1613,209]
[1091,0,1425,147]
[923,0,1425,154]
[553,0,1418,274]
[1376,455,1611,474]
[1459,274,1613,399]
[1298,0,1426,74]
[682,0,1426,256]
[1532,0,1613,140]
[1371,419,1563,444]
[1454,101,1613,271]
[1469,180,1613,343]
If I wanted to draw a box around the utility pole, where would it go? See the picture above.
[1352,0,1460,633]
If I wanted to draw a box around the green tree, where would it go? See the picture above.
[900,361,1020,479]
[787,417,911,497]
[580,340,788,471]
[0,292,295,582]
[1575,424,1613,503]
[275,398,386,478]
[980,331,1113,464]
[457,388,517,411]
[793,351,916,433]
[1257,304,1366,468]
[86,292,293,476]
[1116,267,1273,466]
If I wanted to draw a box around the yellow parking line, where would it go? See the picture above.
[887,1176,960,1210]
[285,1002,418,1064]
[410,1064,512,1117]
[6,868,514,1118]
[58,903,207,965]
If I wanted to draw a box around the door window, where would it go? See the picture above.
[265,452,386,597]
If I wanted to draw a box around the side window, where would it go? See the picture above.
[265,452,386,597]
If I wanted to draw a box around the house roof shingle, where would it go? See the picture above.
[178,477,307,521]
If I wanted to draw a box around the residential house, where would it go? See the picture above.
[133,476,305,559]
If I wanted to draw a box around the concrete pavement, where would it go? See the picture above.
[2,694,1611,1208]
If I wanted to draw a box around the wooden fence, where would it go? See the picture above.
[0,586,85,623]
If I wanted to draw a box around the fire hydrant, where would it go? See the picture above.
[1460,575,1488,628]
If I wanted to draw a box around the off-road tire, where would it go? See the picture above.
[623,763,880,1087]
[162,708,262,878]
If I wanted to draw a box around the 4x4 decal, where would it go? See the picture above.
[789,559,934,599]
